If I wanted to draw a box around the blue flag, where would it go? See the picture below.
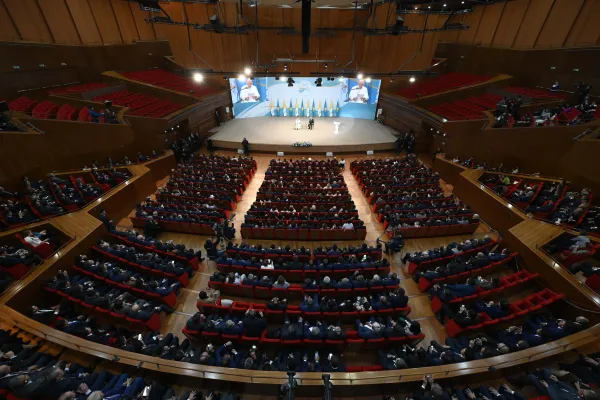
[276,99,281,117]
[311,100,316,117]
[335,99,340,117]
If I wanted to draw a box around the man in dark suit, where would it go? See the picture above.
[308,118,314,130]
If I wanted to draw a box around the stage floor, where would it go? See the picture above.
[209,117,398,153]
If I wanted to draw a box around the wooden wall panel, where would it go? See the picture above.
[65,0,102,44]
[535,0,584,48]
[457,6,484,45]
[0,1,20,41]
[564,0,600,47]
[491,0,528,48]
[473,2,505,46]
[508,0,553,49]
[89,0,123,44]
[37,0,80,45]
[110,0,138,44]
[129,2,155,41]
[4,0,53,43]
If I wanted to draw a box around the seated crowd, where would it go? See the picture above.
[0,167,132,229]
[449,156,599,234]
[132,154,256,235]
[352,155,480,237]
[0,327,220,400]
[241,158,366,239]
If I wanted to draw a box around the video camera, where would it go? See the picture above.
[213,213,236,241]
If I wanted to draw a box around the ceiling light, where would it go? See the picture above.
[409,76,416,83]
[357,73,363,79]
[244,67,252,75]
[443,3,447,6]
[315,77,323,87]
[428,5,431,9]
[414,6,418,9]
[287,77,295,87]
[238,74,246,80]
[284,64,288,71]
[324,63,328,70]
[193,73,203,82]
[365,77,371,83]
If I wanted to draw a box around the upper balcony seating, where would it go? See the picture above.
[428,94,503,121]
[397,72,491,99]
[93,90,184,117]
[48,82,109,95]
[122,69,219,98]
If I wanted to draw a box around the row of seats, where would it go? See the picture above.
[397,72,491,99]
[445,288,564,337]
[93,89,184,117]
[123,69,219,98]
[48,82,109,95]
[418,252,518,291]
[428,94,502,121]
[240,226,368,240]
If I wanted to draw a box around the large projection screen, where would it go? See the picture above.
[229,77,381,120]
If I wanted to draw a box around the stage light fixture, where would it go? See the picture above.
[244,67,252,75]
[275,76,280,81]
[223,77,228,80]
[414,6,418,9]
[238,74,246,80]
[428,5,431,9]
[338,77,344,82]
[409,76,416,83]
[280,75,286,81]
[365,77,371,83]
[390,77,394,82]
[357,73,363,79]
[193,73,203,82]
[443,3,447,6]
[324,63,328,70]
[287,77,295,87]
[315,77,323,87]
[284,64,288,71]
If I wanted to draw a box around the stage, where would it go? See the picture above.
[209,117,398,153]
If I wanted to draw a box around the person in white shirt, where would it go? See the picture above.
[349,80,369,103]
[240,79,260,103]
[341,221,354,230]
[295,117,302,130]
[23,230,49,247]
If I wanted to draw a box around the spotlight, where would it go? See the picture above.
[287,77,295,87]
[409,76,416,83]
[244,67,252,75]
[428,5,431,8]
[275,76,280,81]
[390,77,394,82]
[238,74,246,80]
[223,77,228,80]
[414,6,418,9]
[284,64,288,71]
[442,118,448,123]
[324,63,328,70]
[315,77,323,87]
[365,77,371,83]
[338,77,344,82]
[357,73,363,80]
[265,69,269,74]
[443,3,446,6]
[280,76,286,81]
[193,73,203,82]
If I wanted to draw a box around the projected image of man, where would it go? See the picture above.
[349,80,369,103]
[240,79,260,103]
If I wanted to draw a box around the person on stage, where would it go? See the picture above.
[240,79,260,103]
[349,79,369,103]
[308,118,314,130]
[294,117,302,130]
[242,137,250,154]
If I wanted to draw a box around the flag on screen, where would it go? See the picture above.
[289,99,293,116]
[275,99,280,117]
[305,100,310,117]
[282,100,287,117]
[335,100,340,117]
[270,100,275,117]
[311,100,316,117]
[300,99,304,116]
[295,99,299,117]
[329,100,334,117]
[317,99,322,117]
